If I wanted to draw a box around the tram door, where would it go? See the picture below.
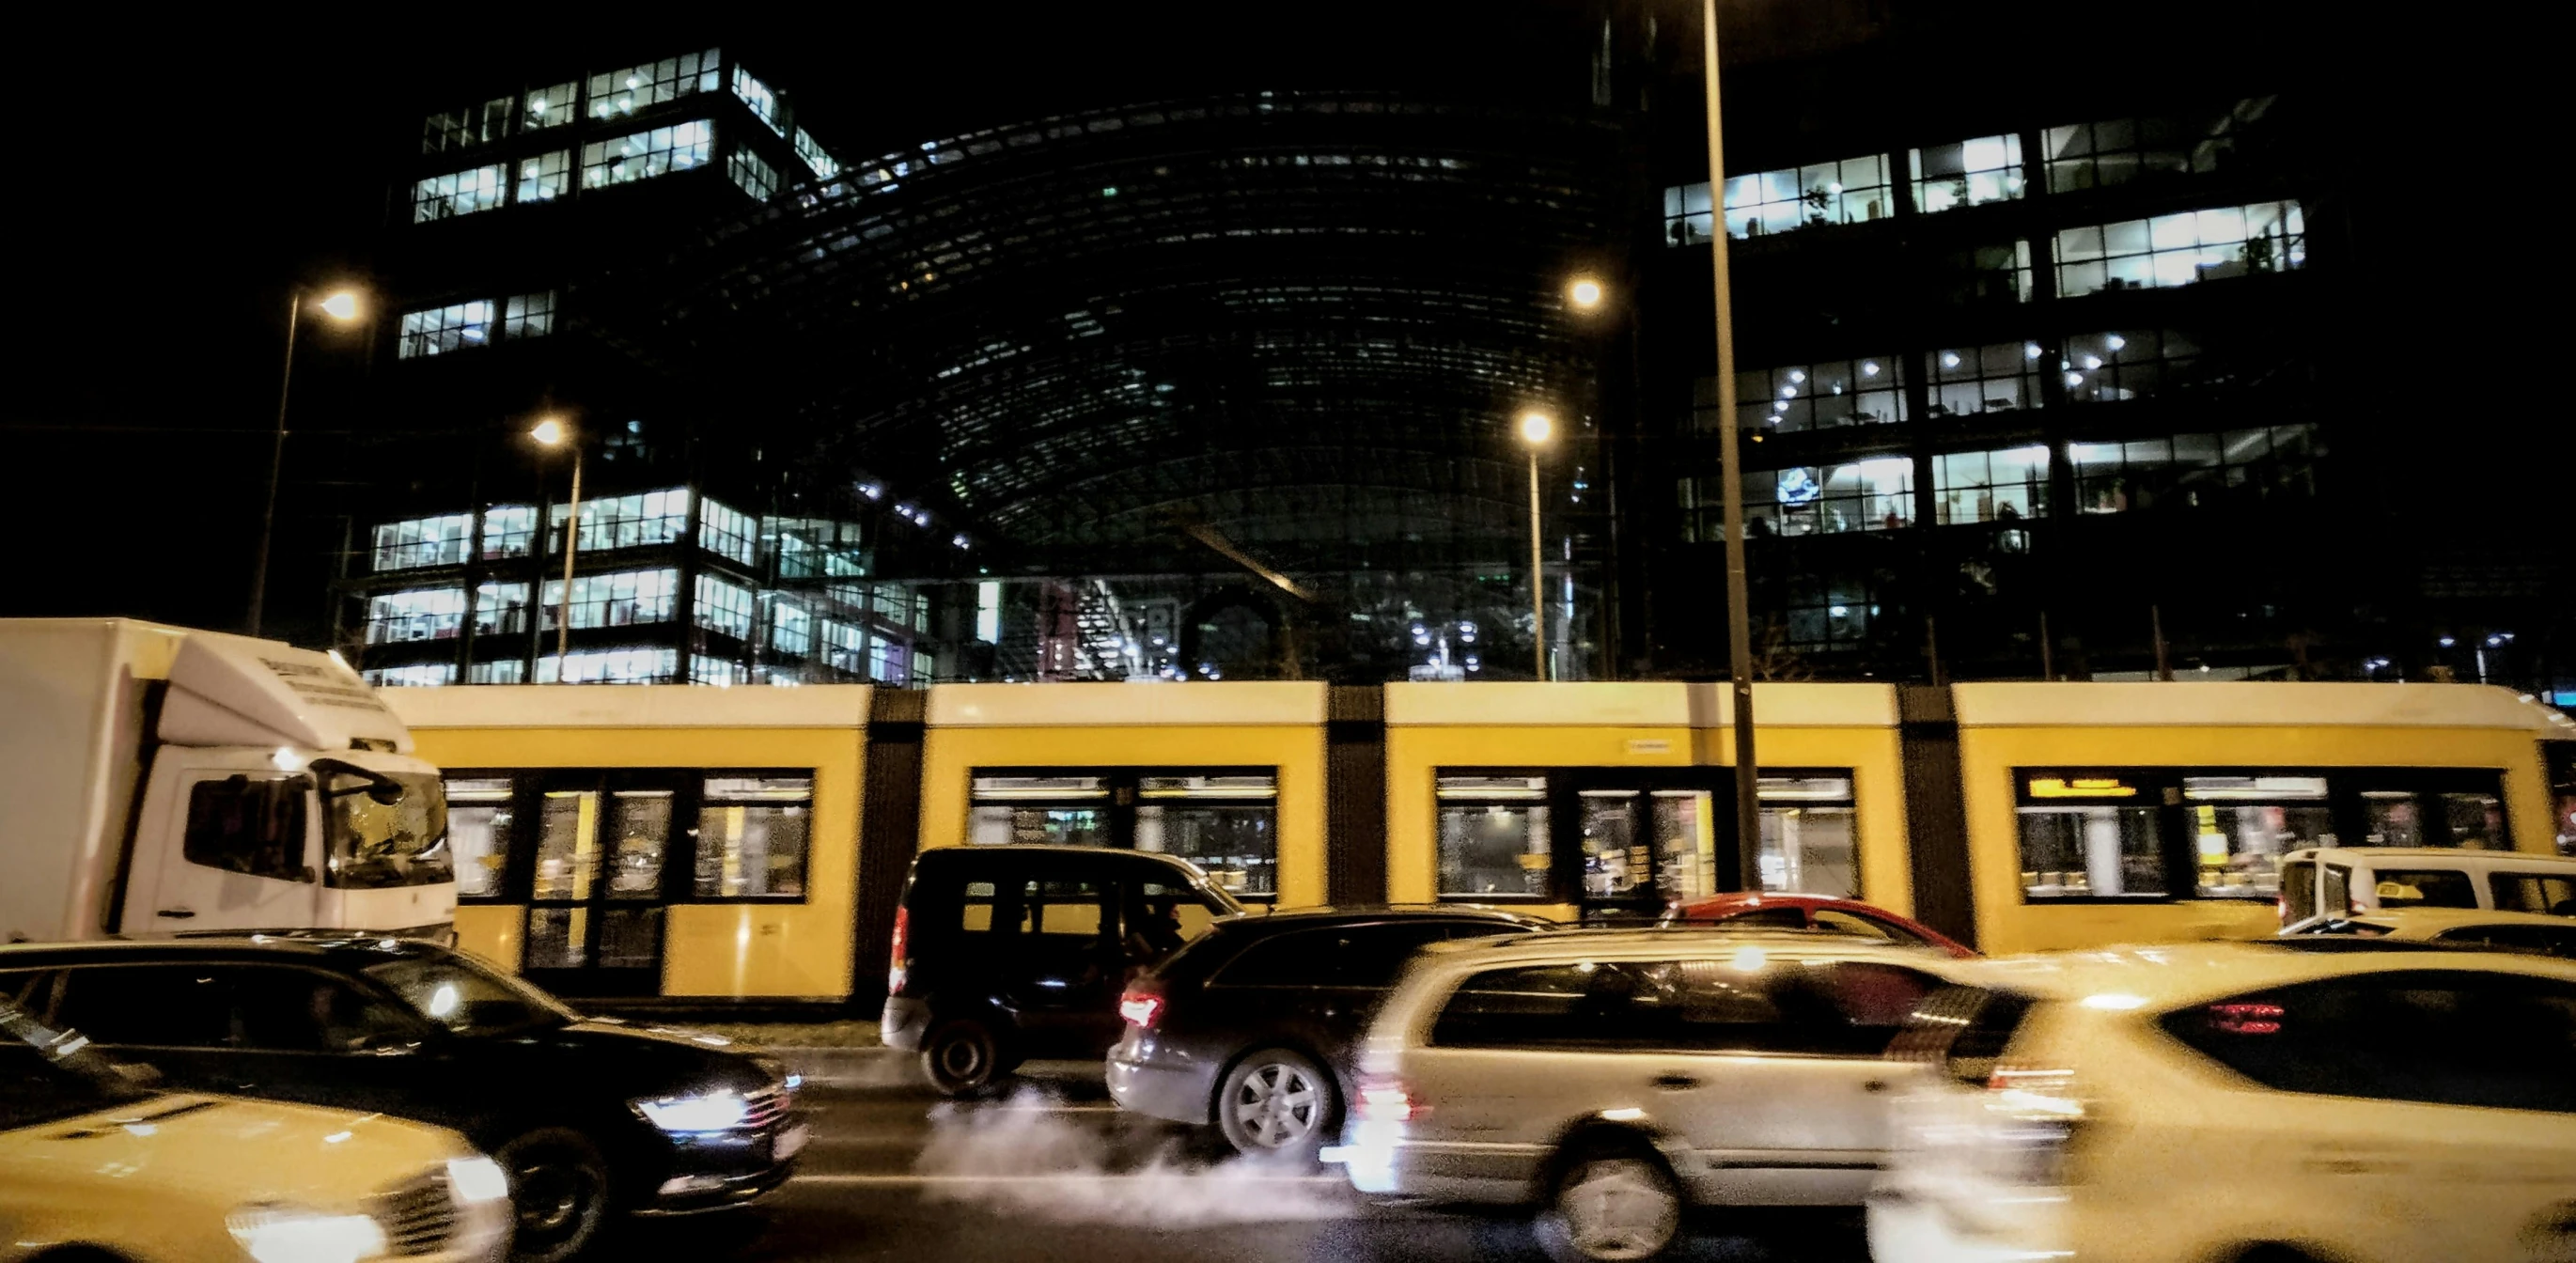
[521,772,674,997]
[1568,771,1739,922]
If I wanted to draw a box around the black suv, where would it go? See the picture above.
[882,844,1244,1094]
[0,937,802,1262]
[1105,906,1551,1155]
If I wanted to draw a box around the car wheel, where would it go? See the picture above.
[921,1016,1005,1097]
[1535,1145,1683,1263]
[1215,1049,1335,1158]
[494,1127,612,1263]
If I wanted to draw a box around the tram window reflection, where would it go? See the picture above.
[1437,775,1551,899]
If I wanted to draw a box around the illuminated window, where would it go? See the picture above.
[728,148,779,201]
[465,659,525,684]
[1718,357,1906,435]
[770,598,812,657]
[2056,201,2304,295]
[554,488,689,553]
[695,654,753,685]
[1757,776,1858,897]
[695,775,811,899]
[818,618,867,676]
[396,301,493,359]
[522,82,576,132]
[367,587,467,645]
[538,647,679,684]
[1661,154,1890,246]
[479,505,538,559]
[365,664,458,688]
[422,98,511,154]
[474,581,531,636]
[2044,99,2275,193]
[515,149,570,204]
[1773,575,1880,659]
[1931,446,2051,526]
[1691,457,1913,539]
[585,49,721,120]
[869,637,905,684]
[413,165,506,222]
[1911,135,2024,213]
[732,67,786,135]
[1435,775,1551,898]
[2060,328,2206,403]
[793,126,838,179]
[540,569,679,630]
[371,514,473,570]
[504,291,555,339]
[913,647,937,682]
[773,519,867,579]
[2069,426,2318,515]
[581,120,714,188]
[695,573,756,640]
[698,497,757,567]
[1929,341,2046,418]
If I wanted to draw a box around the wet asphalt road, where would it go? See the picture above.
[602,1054,1875,1263]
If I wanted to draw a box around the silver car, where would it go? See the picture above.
[1329,928,1977,1263]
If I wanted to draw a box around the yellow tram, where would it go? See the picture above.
[386,681,2575,1003]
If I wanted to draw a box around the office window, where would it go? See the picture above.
[371,514,473,570]
[770,598,812,657]
[2069,426,2319,515]
[1932,446,2050,526]
[523,82,576,131]
[581,120,714,189]
[515,150,570,204]
[2060,328,2206,403]
[1729,356,1906,435]
[1775,573,1880,656]
[422,98,511,154]
[773,519,867,579]
[1663,155,1891,245]
[912,595,931,633]
[1911,134,2024,213]
[913,647,937,682]
[504,291,556,339]
[2044,99,2276,193]
[698,497,757,567]
[397,301,494,359]
[2183,775,2334,899]
[2056,201,2304,296]
[585,49,721,119]
[1939,241,2035,305]
[732,67,786,135]
[793,126,838,179]
[1436,774,1552,899]
[364,664,458,688]
[818,618,867,675]
[556,488,690,553]
[728,148,780,201]
[870,637,906,684]
[413,165,507,222]
[539,647,679,684]
[466,659,525,684]
[695,775,811,899]
[695,573,757,640]
[474,581,531,636]
[1929,342,2045,418]
[541,568,679,631]
[367,587,467,645]
[694,654,752,685]
[479,505,538,558]
[1685,456,1912,540]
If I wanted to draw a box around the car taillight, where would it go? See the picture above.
[887,906,910,995]
[1980,1063,2087,1186]
[1356,1074,1423,1123]
[1118,982,1163,1029]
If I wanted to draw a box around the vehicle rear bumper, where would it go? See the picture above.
[881,997,930,1052]
[1331,1123,1540,1204]
[1104,1051,1215,1125]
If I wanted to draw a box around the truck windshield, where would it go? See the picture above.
[324,770,456,889]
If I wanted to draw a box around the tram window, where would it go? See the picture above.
[2182,775,2330,900]
[1580,790,1650,900]
[694,775,811,899]
[1136,774,1278,899]
[970,774,1112,847]
[2442,792,2506,850]
[2352,772,2509,850]
[445,776,516,901]
[1437,775,1552,899]
[1757,775,1858,898]
[2018,805,2167,899]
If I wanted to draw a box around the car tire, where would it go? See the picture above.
[494,1127,613,1263]
[921,1016,1006,1097]
[1214,1049,1335,1159]
[1534,1142,1683,1263]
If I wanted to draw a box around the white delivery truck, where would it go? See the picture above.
[0,618,456,943]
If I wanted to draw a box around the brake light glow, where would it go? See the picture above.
[1118,986,1163,1029]
[1356,1075,1422,1123]
[886,906,910,995]
[2209,1002,2284,1036]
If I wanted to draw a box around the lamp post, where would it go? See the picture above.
[1702,0,1763,889]
[1519,409,1553,679]
[247,287,365,637]
[530,417,582,667]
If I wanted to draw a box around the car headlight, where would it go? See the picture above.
[226,1205,388,1263]
[632,1089,751,1132]
[447,1156,509,1204]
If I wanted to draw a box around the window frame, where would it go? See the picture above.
[966,765,1282,902]
[436,767,816,906]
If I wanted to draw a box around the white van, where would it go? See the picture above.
[2277,847,2576,932]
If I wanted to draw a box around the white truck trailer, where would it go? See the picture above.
[1,618,456,943]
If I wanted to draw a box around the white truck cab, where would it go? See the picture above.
[1,618,456,943]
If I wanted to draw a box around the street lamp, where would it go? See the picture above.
[1519,409,1553,679]
[529,417,582,666]
[247,286,367,636]
[1568,276,1605,312]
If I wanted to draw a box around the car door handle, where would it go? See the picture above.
[1863,1080,1889,1094]
[157,908,196,919]
[1652,1072,1700,1090]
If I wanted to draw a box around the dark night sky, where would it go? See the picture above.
[14,6,2560,638]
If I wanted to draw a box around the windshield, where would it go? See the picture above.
[325,770,455,889]
[2,1000,156,1132]
[364,954,578,1037]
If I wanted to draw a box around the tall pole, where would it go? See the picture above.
[1703,0,1762,891]
[1529,447,1546,680]
[554,450,584,665]
[248,289,302,637]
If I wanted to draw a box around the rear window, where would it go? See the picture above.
[1888,984,2035,1084]
[2430,925,2576,959]
[2490,872,2576,916]
[1429,957,1941,1056]
[1216,921,1513,989]
[2158,970,2576,1114]
[2368,869,2480,911]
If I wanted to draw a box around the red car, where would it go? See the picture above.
[1663,892,1978,958]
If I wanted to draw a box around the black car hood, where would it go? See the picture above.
[520,1019,781,1095]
